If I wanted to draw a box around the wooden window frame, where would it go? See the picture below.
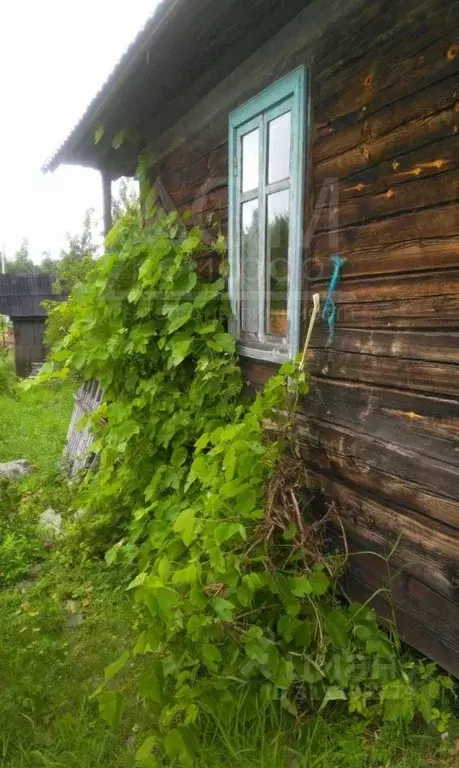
[228,67,307,363]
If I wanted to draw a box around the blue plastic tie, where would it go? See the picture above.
[321,254,346,346]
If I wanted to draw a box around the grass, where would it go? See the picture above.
[0,562,141,767]
[0,372,457,767]
[0,352,76,476]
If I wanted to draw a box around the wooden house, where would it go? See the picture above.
[0,274,56,377]
[44,0,459,675]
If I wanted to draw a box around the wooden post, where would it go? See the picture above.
[102,171,112,236]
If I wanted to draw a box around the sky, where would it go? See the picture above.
[0,1,159,264]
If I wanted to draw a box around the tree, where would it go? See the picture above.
[112,177,139,223]
[39,251,60,283]
[6,239,40,275]
[54,208,99,294]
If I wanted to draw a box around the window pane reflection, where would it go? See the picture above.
[266,189,289,337]
[241,200,259,333]
[241,129,259,192]
[268,112,291,184]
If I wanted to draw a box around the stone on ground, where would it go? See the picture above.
[39,508,63,540]
[0,459,33,480]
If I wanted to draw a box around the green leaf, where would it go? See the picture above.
[194,279,224,309]
[104,651,130,682]
[98,691,124,728]
[275,659,295,688]
[213,597,235,621]
[310,569,330,596]
[380,679,415,723]
[105,540,124,566]
[127,571,148,590]
[283,524,297,541]
[94,124,104,144]
[213,333,236,354]
[112,129,127,149]
[167,303,193,333]
[181,233,201,253]
[277,615,302,643]
[324,610,349,648]
[186,615,202,639]
[155,587,178,612]
[214,522,246,545]
[169,338,192,367]
[158,556,170,582]
[281,694,298,716]
[220,479,250,499]
[289,576,312,597]
[164,729,185,761]
[173,508,196,546]
[136,735,157,766]
[320,686,347,711]
[202,643,222,670]
[196,321,219,335]
[172,563,197,585]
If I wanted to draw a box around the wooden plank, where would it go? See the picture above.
[309,236,459,281]
[65,380,103,477]
[314,268,459,304]
[298,418,459,519]
[324,294,459,330]
[305,376,459,467]
[317,32,459,127]
[160,150,228,213]
[176,189,228,230]
[310,327,459,364]
[314,0,453,94]
[239,357,278,388]
[306,446,459,530]
[314,56,459,164]
[309,347,459,397]
[157,118,227,177]
[159,143,227,207]
[307,469,459,602]
[314,136,459,208]
[314,168,459,233]
[333,534,459,676]
[311,203,459,258]
[314,106,457,186]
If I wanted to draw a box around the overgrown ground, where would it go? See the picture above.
[0,351,75,476]
[0,356,458,766]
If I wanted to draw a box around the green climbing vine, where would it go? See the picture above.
[37,200,453,765]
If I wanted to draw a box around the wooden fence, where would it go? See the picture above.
[64,380,103,476]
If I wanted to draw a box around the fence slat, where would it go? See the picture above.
[64,380,103,476]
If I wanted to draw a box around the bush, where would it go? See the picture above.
[0,479,44,584]
[35,205,454,764]
[0,349,17,397]
[43,297,79,351]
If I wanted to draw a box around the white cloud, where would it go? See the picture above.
[0,1,158,262]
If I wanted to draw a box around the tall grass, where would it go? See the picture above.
[0,348,16,398]
[0,374,75,475]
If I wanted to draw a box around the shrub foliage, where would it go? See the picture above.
[37,206,453,765]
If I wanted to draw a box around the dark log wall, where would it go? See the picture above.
[150,0,459,674]
[13,319,46,378]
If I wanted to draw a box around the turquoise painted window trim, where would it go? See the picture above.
[228,67,307,363]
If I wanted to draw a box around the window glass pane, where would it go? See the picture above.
[268,111,291,184]
[241,200,259,333]
[241,129,259,192]
[266,189,289,337]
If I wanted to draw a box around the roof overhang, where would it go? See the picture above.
[43,0,311,179]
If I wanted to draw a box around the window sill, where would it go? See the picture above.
[237,343,287,364]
